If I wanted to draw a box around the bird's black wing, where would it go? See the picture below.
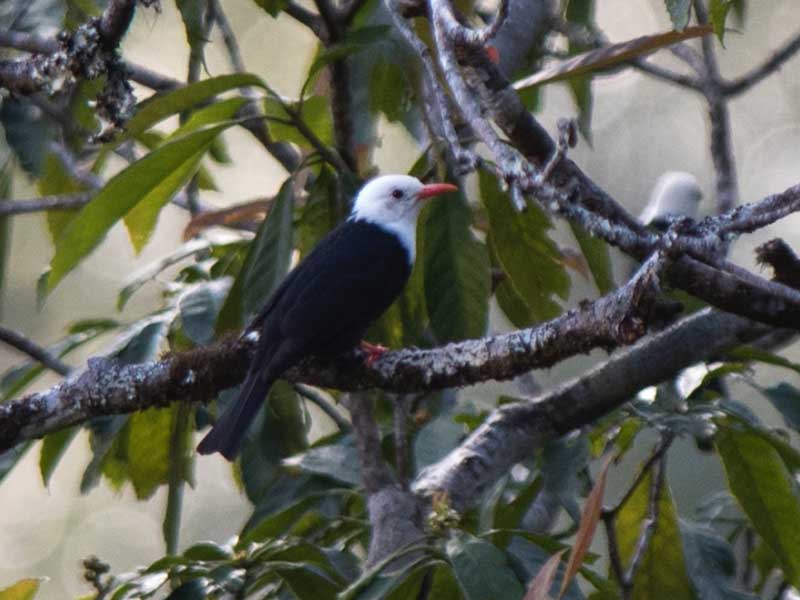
[247,220,354,332]
[271,219,412,355]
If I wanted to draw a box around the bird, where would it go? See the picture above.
[639,171,703,230]
[197,174,458,459]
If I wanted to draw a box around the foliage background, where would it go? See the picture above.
[0,1,799,598]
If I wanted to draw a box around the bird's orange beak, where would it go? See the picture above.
[417,182,458,201]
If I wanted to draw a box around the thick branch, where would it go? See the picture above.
[412,308,770,510]
[0,260,662,451]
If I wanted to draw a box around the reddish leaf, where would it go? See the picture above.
[514,25,713,91]
[524,549,566,600]
[559,454,613,598]
[182,197,272,239]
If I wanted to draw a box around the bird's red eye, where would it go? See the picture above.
[391,189,403,199]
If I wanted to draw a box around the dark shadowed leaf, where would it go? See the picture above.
[0,97,54,175]
[239,381,309,503]
[680,519,756,599]
[179,279,231,345]
[0,443,30,485]
[369,61,412,122]
[715,422,800,586]
[447,532,524,600]
[428,563,463,600]
[480,170,569,321]
[615,470,694,599]
[283,433,360,486]
[727,346,800,376]
[761,383,800,431]
[664,0,691,29]
[46,124,231,292]
[216,177,294,332]
[175,0,207,59]
[39,427,78,486]
[569,224,614,294]
[254,0,289,17]
[413,410,464,470]
[492,476,544,547]
[419,187,490,343]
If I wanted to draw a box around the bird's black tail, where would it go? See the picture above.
[197,370,274,460]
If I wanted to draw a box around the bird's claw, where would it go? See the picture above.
[360,341,388,367]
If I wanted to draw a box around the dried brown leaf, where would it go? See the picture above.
[524,548,567,600]
[558,454,614,598]
[182,198,272,240]
[514,25,713,91]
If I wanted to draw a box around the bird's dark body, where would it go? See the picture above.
[197,219,412,459]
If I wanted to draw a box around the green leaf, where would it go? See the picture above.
[414,411,465,470]
[306,26,392,83]
[275,563,342,599]
[664,0,691,30]
[727,346,800,376]
[615,469,694,599]
[175,0,207,58]
[264,95,333,148]
[715,422,800,585]
[428,564,463,600]
[369,61,412,122]
[492,476,544,547]
[37,152,86,244]
[565,0,595,142]
[127,406,175,499]
[179,279,231,345]
[480,170,569,321]
[254,0,289,17]
[709,0,733,43]
[569,223,614,294]
[239,381,309,503]
[419,187,490,343]
[39,427,78,486]
[125,74,265,138]
[216,177,294,332]
[283,433,360,486]
[446,533,524,600]
[680,520,756,600]
[761,383,800,431]
[0,443,31,485]
[0,578,44,600]
[46,124,232,292]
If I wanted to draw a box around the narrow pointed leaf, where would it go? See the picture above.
[480,170,568,321]
[419,187,490,343]
[39,427,79,486]
[447,533,524,600]
[715,422,800,585]
[0,578,44,600]
[524,549,566,600]
[125,73,265,138]
[569,223,614,294]
[216,178,294,332]
[615,470,694,599]
[47,124,231,292]
[514,25,713,91]
[559,455,612,597]
[664,0,691,30]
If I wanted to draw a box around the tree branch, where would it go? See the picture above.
[0,254,664,452]
[0,192,93,216]
[411,308,771,511]
[723,30,800,97]
[0,325,72,377]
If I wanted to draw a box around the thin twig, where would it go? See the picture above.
[724,31,800,97]
[622,450,667,587]
[0,193,93,216]
[294,385,351,431]
[0,325,72,377]
[631,59,703,92]
[393,395,412,486]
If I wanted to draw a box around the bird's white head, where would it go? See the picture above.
[350,175,457,260]
[640,171,703,226]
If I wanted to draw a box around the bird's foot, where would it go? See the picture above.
[360,341,388,367]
